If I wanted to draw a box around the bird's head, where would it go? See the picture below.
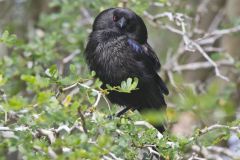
[92,8,148,44]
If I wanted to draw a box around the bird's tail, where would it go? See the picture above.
[138,108,167,133]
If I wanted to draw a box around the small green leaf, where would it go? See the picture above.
[106,84,112,90]
[94,78,103,88]
[126,78,132,88]
[130,77,138,90]
[45,65,58,79]
[0,74,7,86]
[21,75,36,84]
[91,71,96,77]
[70,64,76,73]
[88,96,96,104]
[0,30,18,47]
[37,91,52,104]
[121,81,127,89]
[8,96,27,110]
[1,30,9,40]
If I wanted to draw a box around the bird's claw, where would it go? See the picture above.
[107,114,116,120]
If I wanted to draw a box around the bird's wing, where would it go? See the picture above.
[127,39,160,70]
[127,38,169,95]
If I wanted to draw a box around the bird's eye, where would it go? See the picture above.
[113,15,118,22]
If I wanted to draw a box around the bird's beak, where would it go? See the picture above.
[117,17,127,29]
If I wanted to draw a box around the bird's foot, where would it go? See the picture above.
[107,114,116,120]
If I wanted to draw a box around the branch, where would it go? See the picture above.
[37,129,56,144]
[207,146,240,160]
[199,124,240,135]
[197,25,240,44]
[77,106,88,133]
[146,146,160,158]
[188,152,206,160]
[57,80,103,108]
[173,60,234,72]
[48,147,58,159]
[77,82,102,107]
[208,25,240,37]
[144,11,240,81]
[62,49,81,64]
[134,121,163,139]
[192,145,240,160]
[192,145,223,160]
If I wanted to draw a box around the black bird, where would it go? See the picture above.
[85,8,169,132]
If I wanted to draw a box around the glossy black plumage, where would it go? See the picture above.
[85,8,168,131]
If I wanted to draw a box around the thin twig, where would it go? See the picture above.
[77,106,88,133]
[77,82,101,107]
[199,124,240,135]
[173,60,234,72]
[144,11,238,81]
[192,145,223,160]
[37,129,56,144]
[62,49,81,64]
[134,121,163,139]
[57,81,103,108]
[61,83,78,92]
[103,95,111,112]
[146,146,160,158]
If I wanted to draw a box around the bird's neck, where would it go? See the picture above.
[91,29,126,43]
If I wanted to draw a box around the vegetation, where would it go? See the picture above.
[0,0,240,159]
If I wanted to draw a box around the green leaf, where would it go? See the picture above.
[91,71,96,77]
[21,75,36,84]
[97,135,111,147]
[0,74,7,86]
[8,96,28,110]
[121,81,127,90]
[130,77,138,90]
[0,30,18,47]
[37,91,53,104]
[1,30,9,40]
[94,78,103,88]
[45,65,58,79]
[106,84,112,90]
[70,64,76,73]
[126,78,132,88]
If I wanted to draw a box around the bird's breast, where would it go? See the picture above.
[92,36,135,85]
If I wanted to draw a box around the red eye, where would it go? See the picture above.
[113,15,117,21]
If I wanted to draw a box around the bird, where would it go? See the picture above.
[84,7,169,132]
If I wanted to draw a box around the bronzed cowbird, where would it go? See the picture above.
[85,8,169,132]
